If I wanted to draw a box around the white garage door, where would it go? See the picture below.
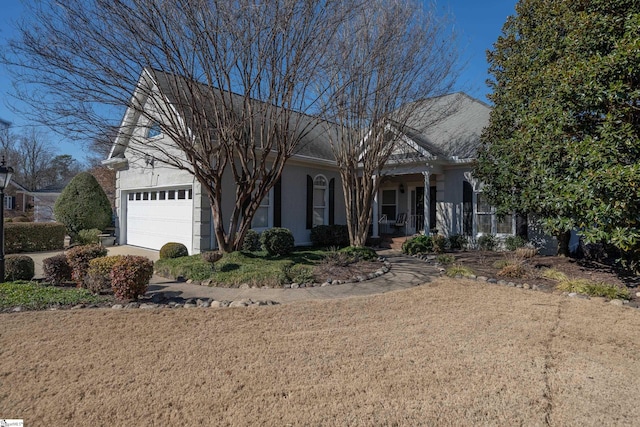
[126,188,193,253]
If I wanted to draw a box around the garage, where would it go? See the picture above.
[125,187,193,253]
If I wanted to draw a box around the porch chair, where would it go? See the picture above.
[391,212,407,236]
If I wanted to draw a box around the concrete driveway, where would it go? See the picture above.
[26,245,159,279]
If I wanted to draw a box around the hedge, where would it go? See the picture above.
[5,222,66,253]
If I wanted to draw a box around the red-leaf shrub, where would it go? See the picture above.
[43,254,72,285]
[66,244,108,286]
[110,255,154,300]
[84,255,123,294]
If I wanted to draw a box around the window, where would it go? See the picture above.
[159,191,166,200]
[128,193,134,201]
[381,189,397,221]
[143,192,149,200]
[178,189,186,200]
[150,192,157,200]
[147,122,162,139]
[476,193,492,234]
[168,190,176,200]
[4,195,13,210]
[313,175,327,226]
[135,192,142,201]
[476,192,513,235]
[252,190,271,229]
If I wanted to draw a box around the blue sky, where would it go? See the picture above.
[0,0,517,162]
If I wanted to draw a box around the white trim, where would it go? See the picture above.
[312,174,329,226]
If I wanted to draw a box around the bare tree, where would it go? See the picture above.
[4,0,350,252]
[321,0,458,246]
[15,128,55,191]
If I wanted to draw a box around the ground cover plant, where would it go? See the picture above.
[154,247,381,287]
[0,281,111,311]
[2,280,640,425]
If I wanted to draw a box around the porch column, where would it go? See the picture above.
[423,169,430,235]
[372,175,379,238]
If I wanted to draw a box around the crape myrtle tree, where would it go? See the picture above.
[475,0,640,261]
[321,0,457,247]
[4,0,353,253]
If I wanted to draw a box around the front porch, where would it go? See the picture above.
[371,165,475,239]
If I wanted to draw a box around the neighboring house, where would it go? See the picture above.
[105,70,548,254]
[5,180,67,222]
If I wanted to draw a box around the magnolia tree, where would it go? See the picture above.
[475,0,640,261]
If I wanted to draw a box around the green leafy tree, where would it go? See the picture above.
[475,0,640,262]
[54,172,112,235]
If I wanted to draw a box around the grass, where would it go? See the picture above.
[541,267,569,282]
[154,249,329,287]
[556,279,631,300]
[3,280,640,425]
[0,281,112,310]
[445,264,475,278]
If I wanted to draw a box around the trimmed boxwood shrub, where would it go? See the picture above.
[448,234,468,250]
[5,255,35,281]
[43,254,72,286]
[159,242,189,259]
[478,234,497,251]
[260,227,295,256]
[310,225,350,247]
[54,172,112,236]
[5,222,66,253]
[77,228,102,245]
[66,244,108,286]
[339,246,377,261]
[402,235,433,255]
[242,230,261,252]
[110,255,154,300]
[85,255,123,294]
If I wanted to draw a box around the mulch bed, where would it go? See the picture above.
[447,250,638,305]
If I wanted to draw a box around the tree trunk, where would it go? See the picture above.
[515,213,528,239]
[557,230,571,257]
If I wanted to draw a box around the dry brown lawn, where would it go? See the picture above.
[1,278,639,426]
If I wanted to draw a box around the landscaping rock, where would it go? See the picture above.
[139,303,158,309]
[71,304,85,310]
[290,283,299,289]
[477,276,488,282]
[610,299,624,306]
[125,302,139,309]
[523,283,531,290]
[229,300,249,308]
[151,293,165,304]
[239,283,250,289]
[210,300,223,308]
[112,304,123,309]
[487,278,497,284]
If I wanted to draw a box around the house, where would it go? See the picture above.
[105,70,534,254]
[4,180,69,222]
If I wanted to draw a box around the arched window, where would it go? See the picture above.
[313,175,328,226]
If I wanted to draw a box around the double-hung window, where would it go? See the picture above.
[313,175,328,226]
[381,189,397,221]
[476,192,513,235]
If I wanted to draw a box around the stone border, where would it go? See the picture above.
[410,253,638,310]
[184,256,392,290]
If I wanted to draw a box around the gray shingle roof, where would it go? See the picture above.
[400,92,491,160]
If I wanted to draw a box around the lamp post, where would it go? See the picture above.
[0,157,14,282]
